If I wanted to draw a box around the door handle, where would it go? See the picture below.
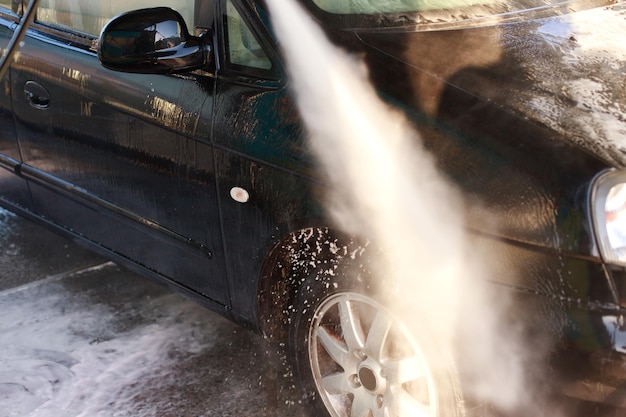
[24,80,50,109]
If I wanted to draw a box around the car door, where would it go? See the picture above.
[0,2,32,211]
[211,0,321,323]
[9,0,228,304]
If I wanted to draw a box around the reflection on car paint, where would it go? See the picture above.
[80,100,93,117]
[145,95,198,132]
[62,66,86,83]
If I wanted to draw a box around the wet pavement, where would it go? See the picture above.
[0,208,310,417]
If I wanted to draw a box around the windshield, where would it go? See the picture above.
[302,0,613,30]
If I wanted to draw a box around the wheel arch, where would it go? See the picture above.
[256,226,370,342]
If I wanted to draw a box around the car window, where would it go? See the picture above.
[224,0,271,71]
[0,0,18,13]
[36,0,196,36]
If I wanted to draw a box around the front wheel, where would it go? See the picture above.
[289,276,464,417]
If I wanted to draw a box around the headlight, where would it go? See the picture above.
[590,169,626,266]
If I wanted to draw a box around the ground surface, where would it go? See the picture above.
[0,208,310,417]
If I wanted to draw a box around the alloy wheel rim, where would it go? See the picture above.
[308,292,438,417]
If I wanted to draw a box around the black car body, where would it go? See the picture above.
[1,0,625,415]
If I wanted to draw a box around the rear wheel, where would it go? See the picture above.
[289,273,464,417]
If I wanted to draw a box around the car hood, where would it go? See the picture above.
[341,2,625,256]
[356,1,626,167]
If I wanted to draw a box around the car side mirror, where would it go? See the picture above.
[98,7,209,74]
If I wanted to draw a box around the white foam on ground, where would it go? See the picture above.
[0,269,218,417]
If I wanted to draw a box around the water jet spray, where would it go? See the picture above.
[265,0,543,415]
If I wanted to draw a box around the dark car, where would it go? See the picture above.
[1,0,625,416]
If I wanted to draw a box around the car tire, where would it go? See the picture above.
[288,266,465,417]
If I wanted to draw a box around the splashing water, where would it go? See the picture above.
[266,0,540,414]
